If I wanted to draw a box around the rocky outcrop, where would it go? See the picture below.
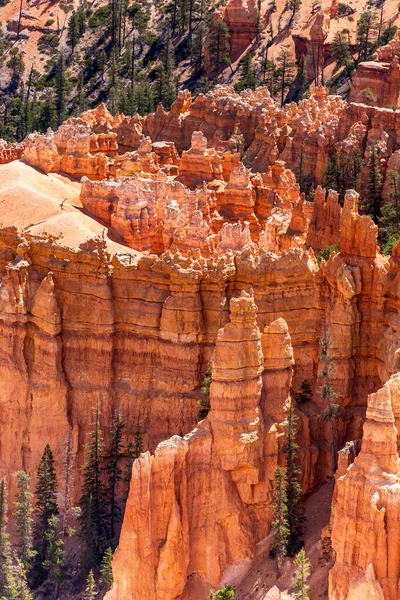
[329,374,400,600]
[349,32,400,109]
[105,292,294,600]
[0,139,24,164]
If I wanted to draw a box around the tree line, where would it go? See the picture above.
[0,409,142,599]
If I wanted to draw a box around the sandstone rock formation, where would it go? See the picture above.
[329,374,400,600]
[105,292,294,600]
[349,31,400,109]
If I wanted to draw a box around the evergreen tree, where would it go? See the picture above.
[9,554,33,600]
[324,152,340,194]
[291,548,311,600]
[42,515,66,593]
[296,381,312,404]
[331,29,355,82]
[14,471,36,570]
[380,170,400,254]
[83,569,98,600]
[282,402,304,554]
[99,547,114,595]
[198,365,212,420]
[79,409,108,564]
[124,426,143,499]
[208,20,231,77]
[34,444,58,566]
[105,411,125,542]
[319,332,340,477]
[364,144,383,223]
[234,52,257,92]
[270,467,289,569]
[0,477,14,598]
[276,46,296,107]
[356,11,378,62]
[55,53,67,126]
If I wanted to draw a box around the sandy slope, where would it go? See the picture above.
[0,160,134,254]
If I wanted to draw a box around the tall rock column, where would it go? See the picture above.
[105,292,295,600]
[329,373,400,600]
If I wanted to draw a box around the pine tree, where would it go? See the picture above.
[364,144,383,223]
[55,53,67,126]
[198,365,212,420]
[276,46,296,107]
[99,547,114,595]
[319,332,340,477]
[14,471,36,570]
[9,554,33,600]
[234,52,257,93]
[79,409,108,564]
[0,477,14,598]
[83,569,98,600]
[291,548,311,600]
[105,411,125,542]
[331,29,355,82]
[282,402,304,554]
[208,20,231,77]
[124,426,143,499]
[356,11,378,62]
[270,467,289,569]
[34,444,58,566]
[42,514,66,593]
[324,152,340,193]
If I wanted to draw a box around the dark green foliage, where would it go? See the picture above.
[234,52,257,92]
[356,11,378,62]
[276,46,296,107]
[34,444,58,570]
[124,425,143,498]
[317,244,339,265]
[78,409,108,565]
[296,380,312,404]
[380,170,400,255]
[292,548,311,600]
[364,144,383,223]
[99,547,114,596]
[14,471,36,570]
[282,403,304,554]
[270,467,289,569]
[319,333,340,476]
[324,149,363,202]
[207,20,231,77]
[105,410,125,542]
[198,365,212,420]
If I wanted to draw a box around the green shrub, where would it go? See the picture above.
[317,243,339,264]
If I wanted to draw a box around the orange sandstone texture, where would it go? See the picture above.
[105,292,293,600]
[329,374,400,600]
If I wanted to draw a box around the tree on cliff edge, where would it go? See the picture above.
[79,408,108,565]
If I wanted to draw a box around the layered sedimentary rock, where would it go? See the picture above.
[0,139,24,164]
[105,292,294,600]
[329,374,400,600]
[350,32,400,109]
